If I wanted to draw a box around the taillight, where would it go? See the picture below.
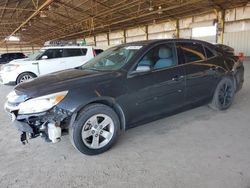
[238,52,244,62]
[93,49,96,57]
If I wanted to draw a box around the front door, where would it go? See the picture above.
[125,43,185,126]
[38,49,65,75]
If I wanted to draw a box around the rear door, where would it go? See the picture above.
[38,49,65,75]
[62,48,88,69]
[176,42,217,103]
[126,42,185,125]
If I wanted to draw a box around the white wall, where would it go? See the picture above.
[224,6,250,56]
[80,5,250,56]
[224,31,250,56]
[109,30,124,46]
[126,27,147,43]
[148,21,176,39]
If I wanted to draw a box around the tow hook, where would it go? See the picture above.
[20,132,28,145]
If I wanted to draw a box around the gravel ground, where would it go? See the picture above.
[0,61,250,188]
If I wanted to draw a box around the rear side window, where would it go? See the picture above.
[204,47,215,58]
[14,53,25,59]
[18,53,25,58]
[63,48,87,57]
[177,42,206,63]
[9,53,16,60]
[94,49,103,55]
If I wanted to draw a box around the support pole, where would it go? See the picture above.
[94,35,97,46]
[176,19,180,38]
[145,25,149,40]
[123,29,126,44]
[5,43,8,53]
[107,32,110,46]
[220,10,225,44]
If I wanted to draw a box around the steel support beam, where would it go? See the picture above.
[1,0,54,43]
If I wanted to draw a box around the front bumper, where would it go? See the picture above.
[0,71,18,84]
[5,106,72,144]
[14,119,34,133]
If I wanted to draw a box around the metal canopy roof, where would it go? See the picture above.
[0,0,248,47]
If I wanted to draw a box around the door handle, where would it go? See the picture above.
[172,75,184,81]
[32,62,38,65]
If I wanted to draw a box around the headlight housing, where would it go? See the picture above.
[1,64,19,72]
[18,91,68,114]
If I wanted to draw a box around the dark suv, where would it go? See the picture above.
[0,52,26,64]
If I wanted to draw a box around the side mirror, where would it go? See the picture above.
[135,65,150,73]
[130,65,151,76]
[41,55,48,60]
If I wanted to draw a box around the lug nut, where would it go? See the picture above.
[100,131,103,134]
[95,134,98,137]
[99,125,102,129]
[94,125,98,129]
[91,130,95,134]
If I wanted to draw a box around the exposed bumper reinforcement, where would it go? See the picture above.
[14,120,34,133]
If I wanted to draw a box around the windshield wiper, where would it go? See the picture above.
[82,67,100,71]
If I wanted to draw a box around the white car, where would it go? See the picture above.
[0,46,103,84]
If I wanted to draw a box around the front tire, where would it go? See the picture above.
[16,72,36,84]
[209,77,235,110]
[69,104,120,155]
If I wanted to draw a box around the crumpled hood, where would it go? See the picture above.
[14,68,112,98]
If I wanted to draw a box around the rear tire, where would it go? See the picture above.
[16,72,36,84]
[69,104,120,155]
[209,77,235,110]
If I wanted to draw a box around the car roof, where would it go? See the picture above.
[0,52,24,55]
[124,38,215,48]
[41,46,97,50]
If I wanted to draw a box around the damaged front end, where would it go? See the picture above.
[4,90,72,144]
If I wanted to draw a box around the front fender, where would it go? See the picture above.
[64,94,126,131]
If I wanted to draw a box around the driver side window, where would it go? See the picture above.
[41,49,63,59]
[137,43,177,71]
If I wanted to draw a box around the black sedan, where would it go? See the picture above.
[4,39,244,155]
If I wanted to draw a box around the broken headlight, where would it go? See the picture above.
[18,91,68,114]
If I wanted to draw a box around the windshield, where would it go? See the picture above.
[28,50,45,60]
[81,45,143,71]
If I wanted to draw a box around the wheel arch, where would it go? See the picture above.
[211,74,236,101]
[70,98,126,131]
[16,71,37,84]
[223,73,236,90]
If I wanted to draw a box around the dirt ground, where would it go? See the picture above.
[0,61,249,188]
